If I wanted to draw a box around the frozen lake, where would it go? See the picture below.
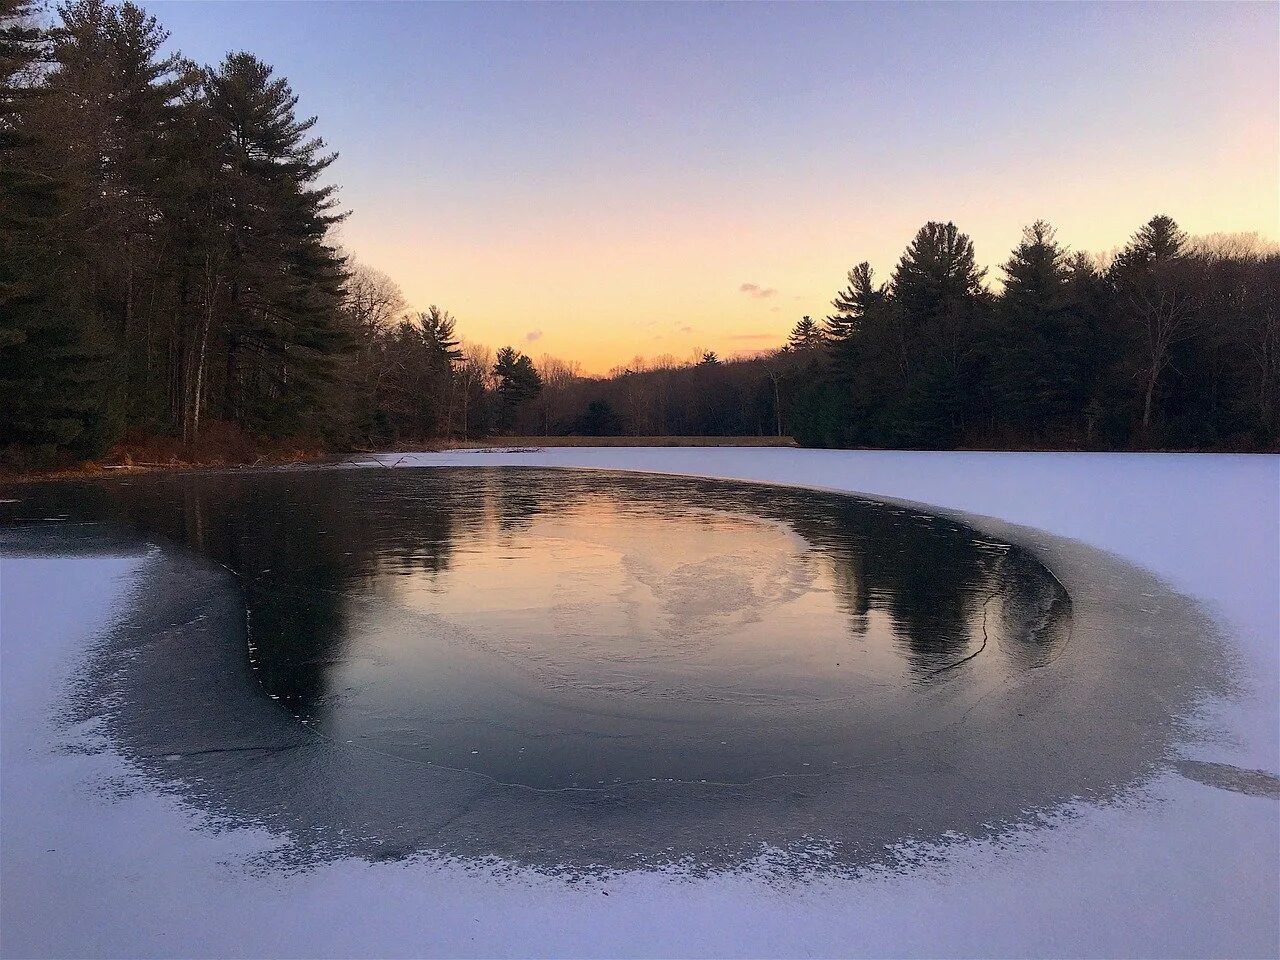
[2,450,1276,956]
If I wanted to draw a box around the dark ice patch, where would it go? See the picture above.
[1174,760,1280,798]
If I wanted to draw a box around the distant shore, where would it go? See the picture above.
[446,436,798,449]
[9,432,1278,487]
[0,436,800,485]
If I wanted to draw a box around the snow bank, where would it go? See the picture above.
[2,449,1276,958]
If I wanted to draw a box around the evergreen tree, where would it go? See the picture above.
[0,0,113,463]
[402,306,462,437]
[825,262,886,341]
[45,0,188,430]
[887,221,990,445]
[0,1,359,460]
[416,305,462,366]
[492,346,541,430]
[1061,250,1125,444]
[200,51,349,439]
[786,315,826,351]
[823,261,898,444]
[578,399,622,436]
[698,350,719,366]
[991,220,1084,433]
[1108,214,1198,435]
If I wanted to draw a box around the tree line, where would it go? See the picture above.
[787,217,1278,450]
[516,218,1278,451]
[0,0,545,466]
[309,203,1280,453]
[2,0,1275,465]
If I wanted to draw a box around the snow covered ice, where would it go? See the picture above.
[2,449,1277,958]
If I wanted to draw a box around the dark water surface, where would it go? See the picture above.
[1,467,1223,873]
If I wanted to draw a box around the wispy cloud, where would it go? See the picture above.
[525,329,543,343]
[678,325,693,334]
[739,282,777,299]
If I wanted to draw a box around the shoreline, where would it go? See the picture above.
[4,433,1275,487]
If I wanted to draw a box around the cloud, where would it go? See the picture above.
[739,282,777,299]
[726,332,777,341]
[678,325,693,334]
[524,329,543,343]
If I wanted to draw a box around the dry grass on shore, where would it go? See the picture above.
[1,422,328,485]
[1,433,798,484]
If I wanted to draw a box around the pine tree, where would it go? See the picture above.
[887,221,990,445]
[417,305,462,366]
[826,263,886,340]
[401,305,462,437]
[0,0,114,463]
[200,51,349,439]
[787,315,826,351]
[45,0,188,429]
[991,220,1082,433]
[892,222,987,326]
[578,399,622,436]
[1111,214,1187,271]
[698,350,719,366]
[1108,215,1198,434]
[492,346,542,430]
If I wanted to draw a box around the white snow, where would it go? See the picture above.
[3,449,1277,958]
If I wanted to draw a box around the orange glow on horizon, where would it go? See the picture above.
[313,4,1278,376]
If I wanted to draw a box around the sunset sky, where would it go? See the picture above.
[154,1,1278,374]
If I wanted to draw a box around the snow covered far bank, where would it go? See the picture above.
[2,449,1277,958]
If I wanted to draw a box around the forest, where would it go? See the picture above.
[2,0,1277,469]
